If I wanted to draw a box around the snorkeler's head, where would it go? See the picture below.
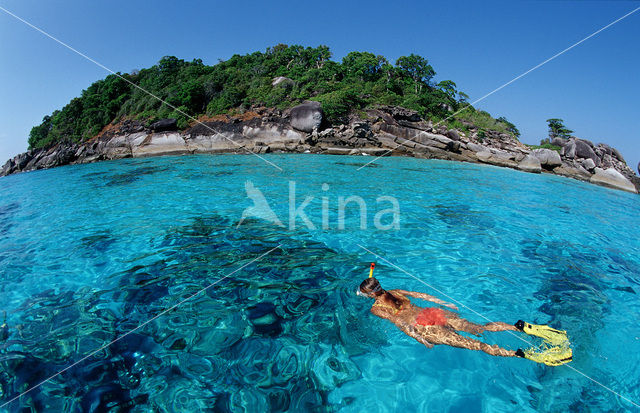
[359,277,384,298]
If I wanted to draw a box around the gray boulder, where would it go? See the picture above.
[272,76,294,88]
[466,142,486,153]
[594,147,604,158]
[597,144,612,156]
[531,148,562,168]
[638,161,640,176]
[553,163,592,181]
[590,167,637,193]
[551,137,568,147]
[150,118,177,132]
[564,141,576,159]
[14,152,32,170]
[50,146,75,167]
[517,154,542,173]
[581,158,596,172]
[475,150,517,168]
[580,138,595,148]
[611,147,625,162]
[601,154,614,169]
[447,140,461,152]
[574,139,599,164]
[25,149,47,170]
[39,147,71,169]
[290,102,323,133]
[0,159,13,177]
[446,129,460,141]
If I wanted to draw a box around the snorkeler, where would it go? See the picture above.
[358,275,572,365]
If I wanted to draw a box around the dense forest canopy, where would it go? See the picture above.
[28,44,517,150]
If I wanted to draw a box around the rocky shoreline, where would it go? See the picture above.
[2,104,638,194]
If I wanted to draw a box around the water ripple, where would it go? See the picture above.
[0,155,638,412]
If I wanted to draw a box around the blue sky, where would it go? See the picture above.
[1,0,638,173]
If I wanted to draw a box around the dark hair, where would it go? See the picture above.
[383,291,403,310]
[359,277,403,310]
[360,277,383,296]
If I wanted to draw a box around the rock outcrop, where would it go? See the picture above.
[2,105,638,194]
[517,154,542,173]
[582,158,596,172]
[590,168,638,193]
[552,137,638,193]
[150,118,177,132]
[531,148,562,169]
[288,101,323,133]
[565,139,599,165]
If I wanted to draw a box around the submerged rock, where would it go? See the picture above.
[590,167,638,193]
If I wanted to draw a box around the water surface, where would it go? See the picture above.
[0,154,639,412]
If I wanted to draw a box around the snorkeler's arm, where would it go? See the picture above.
[390,290,458,311]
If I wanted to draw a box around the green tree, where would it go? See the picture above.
[342,52,387,82]
[395,54,435,93]
[306,45,332,69]
[312,87,363,123]
[497,116,520,137]
[546,118,573,139]
[28,115,53,149]
[436,80,457,100]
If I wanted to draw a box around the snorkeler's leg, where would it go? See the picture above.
[404,325,435,348]
[482,322,518,332]
[427,328,517,357]
[443,313,485,336]
[445,312,517,335]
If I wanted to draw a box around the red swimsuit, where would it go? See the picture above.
[415,307,448,326]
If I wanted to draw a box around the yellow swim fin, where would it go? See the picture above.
[515,320,569,346]
[516,345,573,366]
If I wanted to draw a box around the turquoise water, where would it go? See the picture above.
[0,154,639,412]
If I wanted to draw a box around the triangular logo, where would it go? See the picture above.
[237,180,284,227]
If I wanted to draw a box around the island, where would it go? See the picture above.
[2,45,637,193]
